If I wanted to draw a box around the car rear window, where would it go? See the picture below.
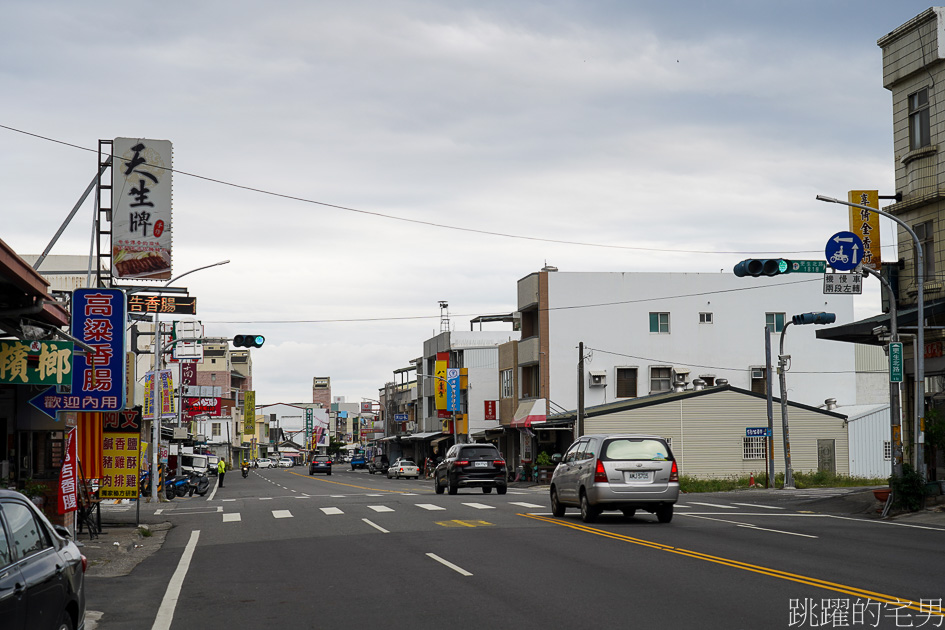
[602,438,672,461]
[460,447,500,459]
[399,461,416,466]
[315,456,330,462]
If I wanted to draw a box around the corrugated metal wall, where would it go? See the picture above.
[847,408,891,478]
[584,390,849,479]
[463,348,498,369]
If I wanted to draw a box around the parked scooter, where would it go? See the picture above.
[165,472,192,500]
[187,471,211,496]
[241,463,250,478]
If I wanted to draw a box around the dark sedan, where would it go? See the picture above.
[0,489,87,630]
[308,455,332,476]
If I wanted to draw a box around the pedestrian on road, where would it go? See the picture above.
[218,458,227,487]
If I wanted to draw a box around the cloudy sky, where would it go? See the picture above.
[1,1,930,405]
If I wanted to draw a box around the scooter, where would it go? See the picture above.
[241,463,250,478]
[187,471,211,496]
[165,473,191,500]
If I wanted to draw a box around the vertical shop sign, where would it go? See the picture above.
[848,190,881,271]
[243,390,256,437]
[58,428,78,514]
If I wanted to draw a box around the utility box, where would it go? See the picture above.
[588,371,607,387]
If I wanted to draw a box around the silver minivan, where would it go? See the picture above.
[549,434,679,523]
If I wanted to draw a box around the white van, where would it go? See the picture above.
[180,453,210,476]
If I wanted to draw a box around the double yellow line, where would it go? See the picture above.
[522,513,940,615]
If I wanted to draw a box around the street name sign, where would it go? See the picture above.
[791,260,827,274]
[889,341,903,383]
[825,231,864,272]
[746,427,772,437]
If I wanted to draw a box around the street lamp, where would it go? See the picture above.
[816,194,926,480]
[150,259,230,500]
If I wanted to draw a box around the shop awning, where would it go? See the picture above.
[512,399,547,428]
[405,432,443,441]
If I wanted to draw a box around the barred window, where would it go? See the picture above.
[743,436,767,460]
[500,369,513,399]
[883,440,891,461]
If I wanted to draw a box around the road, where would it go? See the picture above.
[86,467,945,629]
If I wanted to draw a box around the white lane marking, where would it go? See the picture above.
[154,509,163,515]
[222,513,241,522]
[320,507,343,515]
[682,514,818,538]
[368,505,394,512]
[259,497,272,500]
[217,506,223,513]
[416,504,446,511]
[730,503,784,510]
[366,494,385,497]
[688,502,737,509]
[400,493,419,496]
[824,514,945,531]
[674,504,691,508]
[151,529,200,630]
[272,510,293,519]
[509,502,543,508]
[363,518,389,533]
[462,503,495,510]
[221,499,236,502]
[291,489,297,493]
[426,553,472,577]
[330,495,346,498]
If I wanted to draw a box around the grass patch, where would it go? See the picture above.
[137,527,153,537]
[680,471,887,493]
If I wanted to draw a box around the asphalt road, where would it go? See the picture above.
[85,468,945,630]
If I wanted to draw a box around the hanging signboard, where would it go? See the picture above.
[100,432,141,499]
[143,370,176,418]
[0,340,73,385]
[848,190,881,272]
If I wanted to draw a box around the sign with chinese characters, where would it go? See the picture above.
[446,368,460,412]
[182,397,221,418]
[889,342,904,383]
[112,138,173,280]
[100,432,141,499]
[823,272,863,295]
[143,370,176,418]
[848,190,881,272]
[127,294,196,315]
[360,401,372,413]
[0,340,73,385]
[57,428,78,515]
[484,400,497,421]
[790,260,827,274]
[103,409,142,433]
[305,407,313,432]
[746,427,772,437]
[243,390,256,437]
[29,289,126,419]
[435,353,448,416]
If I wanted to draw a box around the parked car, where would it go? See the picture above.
[256,457,274,469]
[434,444,507,495]
[207,455,220,475]
[179,453,209,476]
[0,489,87,630]
[350,452,366,470]
[309,455,332,476]
[368,455,389,475]
[549,434,678,524]
[387,459,419,479]
[278,458,294,468]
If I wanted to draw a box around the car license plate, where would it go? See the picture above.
[625,471,649,481]
[474,461,488,468]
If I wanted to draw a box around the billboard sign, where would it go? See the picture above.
[112,138,173,280]
[848,190,881,271]
[0,340,73,385]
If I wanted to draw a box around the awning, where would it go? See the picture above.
[512,399,547,428]
[431,435,452,447]
[405,432,443,441]
[280,450,301,456]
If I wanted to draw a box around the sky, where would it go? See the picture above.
[1,1,933,405]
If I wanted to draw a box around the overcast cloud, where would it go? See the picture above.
[1,1,929,404]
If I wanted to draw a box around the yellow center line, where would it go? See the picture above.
[287,470,414,494]
[520,513,941,615]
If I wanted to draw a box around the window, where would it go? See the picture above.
[909,87,931,151]
[699,312,713,324]
[765,313,785,333]
[750,367,767,395]
[212,423,221,437]
[650,367,672,393]
[616,368,638,398]
[4,500,51,560]
[743,436,767,460]
[914,220,935,282]
[649,312,670,333]
[884,440,892,461]
[500,369,513,399]
[521,365,540,398]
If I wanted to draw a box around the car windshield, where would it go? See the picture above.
[602,438,671,461]
[461,447,499,459]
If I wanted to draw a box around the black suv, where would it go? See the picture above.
[434,443,507,495]
[367,455,389,475]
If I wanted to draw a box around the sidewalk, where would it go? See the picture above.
[78,498,173,578]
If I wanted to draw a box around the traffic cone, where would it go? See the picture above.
[749,473,756,488]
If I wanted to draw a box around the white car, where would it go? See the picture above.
[387,459,419,479]
[278,458,294,468]
[256,458,273,469]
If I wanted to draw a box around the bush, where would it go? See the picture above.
[678,471,888,493]
[890,463,925,512]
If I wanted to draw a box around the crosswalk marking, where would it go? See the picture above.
[223,513,241,522]
[272,510,293,519]
[461,503,495,510]
[416,504,446,511]
[509,502,543,509]
[368,505,394,512]
[320,507,343,515]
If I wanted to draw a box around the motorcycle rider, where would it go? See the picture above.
[217,458,227,487]
[241,461,250,478]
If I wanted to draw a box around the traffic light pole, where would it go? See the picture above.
[817,194,925,481]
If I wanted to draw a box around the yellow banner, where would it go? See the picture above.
[435,360,447,410]
[100,432,141,499]
[848,190,881,271]
[244,390,256,437]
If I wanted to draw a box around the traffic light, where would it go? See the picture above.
[233,334,265,348]
[791,312,836,326]
[733,258,792,277]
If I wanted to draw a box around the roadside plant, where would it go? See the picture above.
[890,463,925,512]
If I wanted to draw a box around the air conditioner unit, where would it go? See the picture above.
[588,371,607,387]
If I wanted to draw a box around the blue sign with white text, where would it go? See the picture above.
[446,368,460,412]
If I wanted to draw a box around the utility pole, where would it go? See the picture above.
[576,342,585,441]
[765,327,775,488]
[778,322,795,490]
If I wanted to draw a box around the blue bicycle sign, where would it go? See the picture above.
[825,231,864,272]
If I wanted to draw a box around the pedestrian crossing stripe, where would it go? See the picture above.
[436,520,493,528]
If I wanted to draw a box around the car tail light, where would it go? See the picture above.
[81,554,88,573]
[453,460,469,466]
[669,460,678,482]
[493,460,505,467]
[594,459,608,483]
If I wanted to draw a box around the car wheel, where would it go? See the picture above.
[482,487,492,494]
[621,508,636,519]
[656,504,674,523]
[435,476,444,494]
[550,488,565,517]
[496,484,507,495]
[580,491,600,523]
[387,471,392,479]
[327,471,331,476]
[448,477,458,495]
[57,611,75,630]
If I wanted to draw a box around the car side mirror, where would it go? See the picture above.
[552,454,562,464]
[54,524,73,539]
